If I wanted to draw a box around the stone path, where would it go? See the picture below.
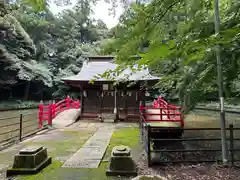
[62,125,115,168]
[52,109,80,128]
[0,120,137,178]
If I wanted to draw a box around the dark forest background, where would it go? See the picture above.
[2,0,240,109]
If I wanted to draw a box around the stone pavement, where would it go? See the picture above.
[62,125,115,168]
[65,120,138,130]
[0,120,138,179]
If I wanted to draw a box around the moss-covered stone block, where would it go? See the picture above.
[6,146,52,177]
[112,145,131,156]
[106,145,137,177]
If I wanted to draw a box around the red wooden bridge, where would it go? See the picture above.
[38,96,80,128]
[140,96,184,127]
[139,96,184,138]
[38,95,183,134]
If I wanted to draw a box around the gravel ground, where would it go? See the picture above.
[134,112,240,180]
[137,149,240,180]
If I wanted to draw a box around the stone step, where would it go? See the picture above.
[102,119,115,123]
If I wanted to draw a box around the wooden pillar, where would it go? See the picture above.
[80,86,84,119]
[136,91,139,114]
[124,92,127,120]
[136,91,139,102]
[99,90,104,122]
[100,90,103,113]
[124,83,128,120]
[114,86,118,122]
[142,89,146,107]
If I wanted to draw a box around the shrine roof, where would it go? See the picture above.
[62,56,160,82]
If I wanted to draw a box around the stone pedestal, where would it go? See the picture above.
[106,145,137,176]
[7,146,52,177]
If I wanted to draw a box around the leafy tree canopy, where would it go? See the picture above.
[100,0,240,111]
[0,0,109,100]
[2,0,240,112]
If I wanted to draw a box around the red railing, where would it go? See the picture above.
[38,96,80,128]
[139,96,184,128]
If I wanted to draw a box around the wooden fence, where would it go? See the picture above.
[140,97,240,167]
[140,120,240,166]
[0,112,47,150]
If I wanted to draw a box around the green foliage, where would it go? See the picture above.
[0,12,52,89]
[1,0,108,100]
[0,100,39,109]
[52,64,81,99]
[101,0,240,112]
[21,0,49,12]
[6,0,240,110]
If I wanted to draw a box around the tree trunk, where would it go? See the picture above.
[23,81,31,100]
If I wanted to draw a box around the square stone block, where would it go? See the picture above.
[7,146,52,177]
[109,156,136,171]
[19,146,43,155]
[106,146,137,177]
[112,146,131,156]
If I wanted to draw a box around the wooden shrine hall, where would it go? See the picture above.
[62,56,160,121]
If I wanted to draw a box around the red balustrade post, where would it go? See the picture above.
[52,100,56,119]
[60,103,63,112]
[166,105,170,120]
[72,101,75,108]
[160,108,162,121]
[48,104,52,126]
[153,100,157,108]
[73,100,76,109]
[76,100,80,109]
[66,95,70,109]
[38,100,43,128]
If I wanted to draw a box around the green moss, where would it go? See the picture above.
[16,127,140,180]
[17,160,62,180]
[23,131,94,158]
[17,161,117,180]
[104,127,140,159]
